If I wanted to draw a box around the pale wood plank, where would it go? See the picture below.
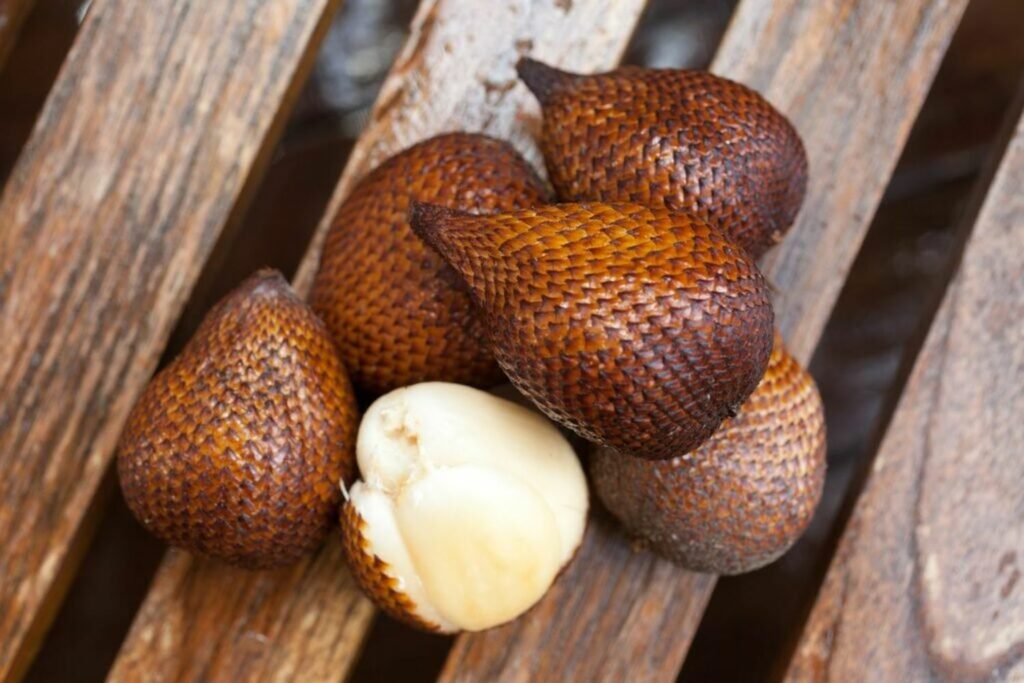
[0,0,35,70]
[111,1,649,679]
[441,1,971,680]
[0,1,339,679]
[786,99,1024,683]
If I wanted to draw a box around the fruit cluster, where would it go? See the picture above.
[117,59,824,634]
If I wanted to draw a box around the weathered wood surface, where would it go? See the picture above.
[112,0,649,679]
[441,0,970,680]
[0,0,338,680]
[447,517,717,683]
[0,0,36,70]
[108,544,373,682]
[786,105,1024,683]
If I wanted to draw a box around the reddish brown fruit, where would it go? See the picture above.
[517,58,808,259]
[590,335,826,574]
[409,202,774,460]
[309,133,550,395]
[117,270,359,569]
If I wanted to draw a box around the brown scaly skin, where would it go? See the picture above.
[310,133,550,395]
[517,58,808,259]
[589,335,826,574]
[410,201,774,461]
[117,270,359,569]
[339,503,442,633]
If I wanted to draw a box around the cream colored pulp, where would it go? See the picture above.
[347,382,587,633]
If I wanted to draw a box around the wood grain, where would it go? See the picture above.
[111,1,648,680]
[441,0,970,680]
[0,0,36,70]
[0,1,338,680]
[786,102,1024,683]
[108,543,373,682]
[445,517,717,682]
[724,0,970,361]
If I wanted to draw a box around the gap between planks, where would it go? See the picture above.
[0,0,37,70]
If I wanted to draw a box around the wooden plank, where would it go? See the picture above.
[108,545,374,682]
[110,1,649,679]
[441,1,970,680]
[786,103,1024,683]
[0,1,339,680]
[0,0,36,70]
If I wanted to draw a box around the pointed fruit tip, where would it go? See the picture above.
[516,57,577,104]
[250,267,287,284]
[408,202,462,248]
[243,268,291,298]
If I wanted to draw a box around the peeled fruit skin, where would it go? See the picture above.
[117,270,359,569]
[517,58,808,259]
[589,336,826,574]
[309,132,550,395]
[410,201,775,461]
[340,382,587,633]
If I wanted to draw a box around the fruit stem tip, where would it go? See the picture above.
[408,202,459,247]
[251,267,286,283]
[516,57,575,104]
[245,268,290,296]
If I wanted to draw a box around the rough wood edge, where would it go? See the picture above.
[785,82,1024,683]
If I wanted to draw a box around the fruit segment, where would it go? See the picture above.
[341,383,587,633]
[396,466,562,631]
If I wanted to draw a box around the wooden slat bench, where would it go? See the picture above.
[0,1,1018,681]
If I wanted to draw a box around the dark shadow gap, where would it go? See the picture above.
[678,0,1024,680]
[0,0,84,189]
[348,614,454,683]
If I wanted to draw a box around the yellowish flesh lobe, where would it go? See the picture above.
[347,382,587,632]
[395,464,562,630]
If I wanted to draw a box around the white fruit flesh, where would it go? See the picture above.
[346,382,588,633]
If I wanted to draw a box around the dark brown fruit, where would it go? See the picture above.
[517,58,808,259]
[590,335,826,574]
[310,132,550,395]
[117,270,359,569]
[409,201,774,460]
